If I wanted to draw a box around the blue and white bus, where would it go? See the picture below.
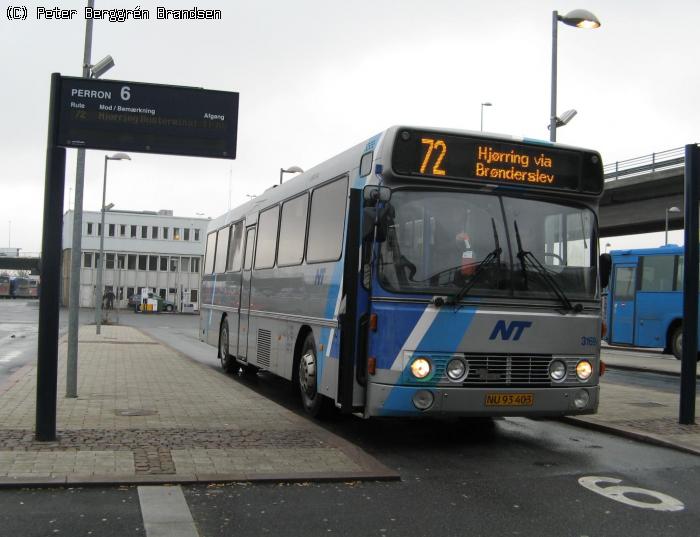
[200,126,607,418]
[604,244,698,360]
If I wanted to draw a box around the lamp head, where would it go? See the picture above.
[283,166,304,174]
[108,152,131,161]
[560,9,601,29]
[90,55,115,79]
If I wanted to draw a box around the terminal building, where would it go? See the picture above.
[61,209,208,311]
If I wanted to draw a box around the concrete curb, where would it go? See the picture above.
[561,416,700,458]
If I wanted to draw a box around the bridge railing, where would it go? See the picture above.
[604,146,685,182]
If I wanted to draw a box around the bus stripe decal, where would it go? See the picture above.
[389,304,439,371]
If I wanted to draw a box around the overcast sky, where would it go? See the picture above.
[0,0,696,253]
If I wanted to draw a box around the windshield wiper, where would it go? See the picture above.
[513,220,582,313]
[446,219,502,306]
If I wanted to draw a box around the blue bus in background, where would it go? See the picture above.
[605,244,697,359]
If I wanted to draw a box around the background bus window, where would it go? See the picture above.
[226,221,244,272]
[306,177,348,263]
[255,206,280,269]
[641,255,674,291]
[204,232,217,274]
[278,194,309,266]
[613,267,636,301]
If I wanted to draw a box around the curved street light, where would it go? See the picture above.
[480,102,492,131]
[550,8,601,141]
[280,166,304,185]
[95,153,131,335]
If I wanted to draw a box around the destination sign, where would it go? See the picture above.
[57,77,239,159]
[392,130,603,194]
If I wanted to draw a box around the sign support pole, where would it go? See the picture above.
[36,73,66,441]
[680,143,699,425]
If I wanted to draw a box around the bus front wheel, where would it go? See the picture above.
[672,326,683,360]
[219,319,237,373]
[297,333,330,418]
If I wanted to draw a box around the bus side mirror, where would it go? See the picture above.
[599,253,612,289]
[363,185,391,204]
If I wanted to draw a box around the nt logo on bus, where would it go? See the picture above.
[489,320,533,341]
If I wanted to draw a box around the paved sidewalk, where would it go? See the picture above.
[565,348,700,456]
[0,326,397,487]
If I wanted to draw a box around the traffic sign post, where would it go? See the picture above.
[680,143,699,425]
[35,74,239,441]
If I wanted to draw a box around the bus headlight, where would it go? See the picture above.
[576,360,593,381]
[410,357,432,379]
[446,358,467,381]
[549,360,567,382]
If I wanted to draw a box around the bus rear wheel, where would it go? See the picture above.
[297,333,330,418]
[219,319,237,373]
[672,326,683,360]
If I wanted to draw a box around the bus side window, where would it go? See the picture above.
[227,221,244,272]
[204,231,217,275]
[214,226,230,274]
[243,228,256,271]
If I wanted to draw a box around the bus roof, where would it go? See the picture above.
[610,244,683,258]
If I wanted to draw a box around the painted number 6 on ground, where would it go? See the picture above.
[579,476,684,512]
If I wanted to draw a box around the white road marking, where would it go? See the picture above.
[138,485,200,537]
[579,476,685,511]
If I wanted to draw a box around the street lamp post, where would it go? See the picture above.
[550,9,600,142]
[665,206,681,245]
[480,102,492,131]
[95,153,130,335]
[280,166,304,185]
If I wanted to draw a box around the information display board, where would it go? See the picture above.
[57,77,239,159]
[392,129,603,194]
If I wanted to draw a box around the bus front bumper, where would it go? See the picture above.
[366,383,599,418]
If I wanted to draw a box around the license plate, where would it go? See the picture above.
[485,393,534,407]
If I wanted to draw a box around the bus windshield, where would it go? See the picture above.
[378,190,597,301]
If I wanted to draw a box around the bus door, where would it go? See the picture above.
[237,226,256,361]
[610,264,637,345]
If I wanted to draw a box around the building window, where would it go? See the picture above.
[173,228,181,240]
[181,257,190,273]
[130,225,137,238]
[86,223,93,235]
[191,257,200,273]
[152,226,159,239]
[127,286,135,299]
[184,228,190,241]
[117,254,126,269]
[141,226,148,239]
[120,224,126,237]
[163,227,169,239]
[168,287,177,294]
[170,257,179,272]
[159,289,167,299]
[97,223,102,236]
[190,289,198,302]
[84,252,92,268]
[106,253,115,269]
[108,224,115,237]
[149,255,158,271]
[94,252,100,268]
[138,255,147,271]
[160,256,168,271]
[127,254,136,270]
[194,229,200,241]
